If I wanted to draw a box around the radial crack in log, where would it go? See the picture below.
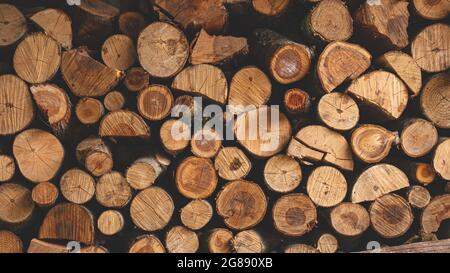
[30,8,72,50]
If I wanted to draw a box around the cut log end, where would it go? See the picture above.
[160,119,190,155]
[96,171,131,209]
[318,92,359,131]
[331,202,370,237]
[351,124,396,164]
[102,34,136,71]
[191,129,222,158]
[104,91,125,112]
[75,98,105,125]
[307,166,347,208]
[76,137,113,177]
[99,110,150,138]
[264,155,301,193]
[420,72,450,129]
[32,182,59,208]
[207,228,233,253]
[412,24,450,73]
[176,156,218,199]
[30,8,72,50]
[0,183,34,225]
[421,194,450,234]
[0,230,22,253]
[283,88,311,115]
[126,155,169,190]
[0,155,15,182]
[407,186,431,209]
[129,235,166,253]
[317,233,338,253]
[165,226,199,253]
[410,163,436,186]
[285,244,319,253]
[252,0,290,17]
[119,11,146,40]
[433,139,450,180]
[413,0,450,20]
[60,168,95,205]
[215,147,252,181]
[0,4,27,47]
[270,44,311,84]
[137,85,174,121]
[98,210,124,236]
[400,119,438,158]
[180,199,213,230]
[124,67,149,92]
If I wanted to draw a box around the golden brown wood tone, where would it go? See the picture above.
[119,11,146,40]
[137,85,174,121]
[317,233,338,253]
[400,119,438,157]
[331,202,370,237]
[264,155,301,193]
[0,155,15,182]
[60,168,95,205]
[75,98,105,125]
[252,0,290,17]
[407,186,431,209]
[318,92,359,131]
[307,166,347,208]
[0,230,23,253]
[98,210,125,236]
[102,34,136,71]
[99,110,150,138]
[176,156,218,199]
[104,91,125,112]
[124,67,150,92]
[285,244,319,253]
[129,235,166,253]
[360,238,450,253]
[0,4,26,47]
[165,226,199,253]
[180,199,213,230]
[96,171,131,208]
[207,228,233,253]
[0,183,34,225]
[126,154,170,190]
[412,24,450,73]
[30,8,72,50]
[420,72,450,129]
[412,0,450,20]
[191,129,222,158]
[351,124,397,163]
[32,182,59,208]
[215,147,252,181]
[409,163,436,186]
[76,137,113,177]
[421,194,450,234]
[233,230,266,253]
[283,88,311,115]
[160,119,191,155]
[433,139,450,180]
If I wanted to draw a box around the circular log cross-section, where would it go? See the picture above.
[0,155,15,182]
[351,124,397,164]
[129,235,166,253]
[0,4,27,47]
[263,155,302,193]
[410,163,436,186]
[137,22,189,79]
[317,233,338,253]
[400,119,438,157]
[0,183,34,225]
[283,88,311,115]
[420,72,450,129]
[215,147,251,181]
[413,0,450,20]
[330,202,370,237]
[191,129,222,159]
[75,98,105,125]
[0,74,34,136]
[76,137,113,177]
[137,85,174,121]
[30,8,72,50]
[96,171,131,209]
[175,156,218,199]
[32,182,59,208]
[97,210,124,236]
[412,24,450,73]
[126,156,168,190]
[60,168,95,205]
[216,180,267,230]
[166,226,199,253]
[104,91,125,112]
[0,230,23,253]
[433,139,450,180]
[124,67,149,92]
[272,193,317,237]
[407,186,431,209]
[369,194,413,239]
[233,230,265,253]
[318,92,359,131]
[102,34,136,71]
[180,199,213,230]
[160,119,190,155]
[13,129,64,183]
[207,228,233,253]
[13,33,61,84]
[130,187,174,232]
[307,166,347,208]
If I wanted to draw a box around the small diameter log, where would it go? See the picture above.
[32,182,59,208]
[285,244,319,253]
[317,92,359,131]
[13,33,61,84]
[0,230,22,253]
[207,228,233,253]
[421,194,450,234]
[412,24,450,73]
[347,71,409,119]
[130,186,174,231]
[30,8,72,50]
[272,193,317,237]
[317,233,338,253]
[263,155,301,193]
[175,156,218,199]
[138,22,189,79]
[283,88,311,116]
[369,194,413,238]
[102,34,137,71]
[412,0,450,20]
[352,164,409,203]
[350,124,397,163]
[172,64,228,104]
[39,203,94,245]
[408,163,436,186]
[233,230,266,253]
[153,0,228,34]
[407,186,431,209]
[13,129,64,183]
[330,202,370,237]
[0,4,27,47]
[215,147,252,181]
[61,48,122,97]
[165,226,199,253]
[307,166,347,208]
[378,51,422,97]
[76,137,113,177]
[126,154,170,190]
[191,129,222,158]
[317,41,371,93]
[99,110,151,138]
[124,67,149,92]
[98,210,125,236]
[216,180,267,230]
[96,171,132,209]
[354,0,409,51]
[420,72,450,129]
[0,155,15,182]
[137,85,174,121]
[235,107,292,158]
[251,28,312,84]
[0,74,34,136]
[160,119,190,155]
[119,11,146,40]
[400,119,438,158]
[433,139,450,180]
[287,125,354,171]
[251,0,290,17]
[75,98,105,125]
[303,0,353,43]
[30,84,72,137]
[60,168,96,205]
[104,91,125,112]
[129,235,166,253]
[228,66,272,114]
[0,183,34,225]
[191,29,249,65]
[180,199,213,230]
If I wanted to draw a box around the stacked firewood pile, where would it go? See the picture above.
[0,0,449,253]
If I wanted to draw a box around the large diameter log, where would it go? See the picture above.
[420,72,450,129]
[0,155,15,182]
[101,34,136,71]
[175,156,218,199]
[96,171,132,208]
[32,182,59,208]
[412,0,450,20]
[272,193,317,237]
[0,183,34,225]
[61,48,123,97]
[350,124,397,163]
[433,139,450,180]
[421,194,450,234]
[38,203,94,245]
[263,155,301,193]
[251,28,313,84]
[165,226,199,253]
[233,230,266,253]
[235,106,292,158]
[317,92,359,131]
[180,199,213,230]
[307,166,347,208]
[76,137,113,177]
[99,110,151,138]
[13,129,64,183]
[400,119,438,158]
[347,71,409,119]
[0,4,27,47]
[351,164,409,203]
[330,202,370,237]
[207,228,233,253]
[129,235,166,253]
[60,168,95,205]
[30,8,72,50]
[216,180,267,230]
[412,24,450,73]
[137,85,174,121]
[137,22,189,79]
[0,74,34,136]
[0,230,22,253]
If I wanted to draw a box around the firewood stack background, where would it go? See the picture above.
[0,0,449,253]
